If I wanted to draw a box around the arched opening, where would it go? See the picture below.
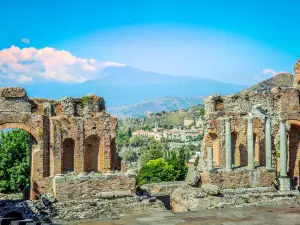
[4,211,23,220]
[84,135,100,172]
[288,124,300,189]
[0,127,37,200]
[62,138,75,173]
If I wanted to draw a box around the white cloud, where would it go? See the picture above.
[0,46,126,84]
[255,68,287,82]
[17,74,33,83]
[21,38,30,44]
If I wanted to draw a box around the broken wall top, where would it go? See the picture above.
[0,87,107,117]
[204,87,300,119]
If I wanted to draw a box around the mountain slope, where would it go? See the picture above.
[239,73,293,95]
[23,65,246,106]
[108,96,204,118]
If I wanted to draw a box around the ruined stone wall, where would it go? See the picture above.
[0,87,119,200]
[201,167,276,189]
[53,174,136,201]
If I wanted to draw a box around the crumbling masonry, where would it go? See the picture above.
[201,59,300,191]
[0,87,126,200]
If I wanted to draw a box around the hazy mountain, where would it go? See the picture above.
[22,65,246,106]
[239,73,294,95]
[108,96,204,118]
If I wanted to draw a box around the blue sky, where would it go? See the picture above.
[0,0,300,85]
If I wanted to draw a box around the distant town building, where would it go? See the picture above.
[184,118,195,128]
[132,122,203,142]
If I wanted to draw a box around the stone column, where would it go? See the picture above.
[279,119,290,191]
[207,147,213,171]
[248,117,254,169]
[225,118,232,170]
[280,119,287,177]
[265,117,272,170]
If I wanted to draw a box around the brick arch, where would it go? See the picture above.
[0,123,39,141]
[0,122,43,200]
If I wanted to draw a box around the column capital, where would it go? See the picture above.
[225,117,231,123]
[279,118,286,123]
[248,117,253,123]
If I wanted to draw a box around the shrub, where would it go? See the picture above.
[136,158,177,185]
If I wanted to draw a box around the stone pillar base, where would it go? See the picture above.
[279,177,291,191]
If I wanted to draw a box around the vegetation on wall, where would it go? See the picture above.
[0,129,31,193]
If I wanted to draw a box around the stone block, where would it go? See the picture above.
[54,174,66,183]
[105,171,116,179]
[99,191,114,199]
[114,190,132,198]
[279,177,291,191]
[61,97,75,116]
[43,102,52,116]
[0,87,26,98]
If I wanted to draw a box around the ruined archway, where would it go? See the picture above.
[84,135,100,172]
[0,124,39,199]
[62,138,75,172]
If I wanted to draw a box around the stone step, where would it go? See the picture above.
[0,218,61,225]
[0,218,16,225]
[11,220,33,225]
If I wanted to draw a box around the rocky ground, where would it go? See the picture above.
[65,204,300,225]
[170,185,300,212]
[0,193,166,223]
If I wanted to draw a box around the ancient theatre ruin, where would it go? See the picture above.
[201,59,300,191]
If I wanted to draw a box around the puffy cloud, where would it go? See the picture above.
[0,46,125,84]
[21,38,30,44]
[255,68,287,82]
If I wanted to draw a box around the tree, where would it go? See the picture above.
[138,137,164,166]
[166,149,188,181]
[0,129,31,193]
[136,158,178,185]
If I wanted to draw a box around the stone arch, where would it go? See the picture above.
[84,135,100,172]
[4,211,23,220]
[0,123,39,141]
[0,122,42,200]
[62,138,75,172]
